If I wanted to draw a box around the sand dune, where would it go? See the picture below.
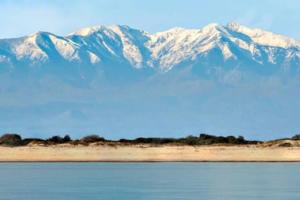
[1,144,300,162]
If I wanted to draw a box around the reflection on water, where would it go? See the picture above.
[0,163,299,200]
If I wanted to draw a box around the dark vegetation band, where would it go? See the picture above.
[0,133,264,146]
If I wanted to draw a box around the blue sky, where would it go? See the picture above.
[0,0,300,39]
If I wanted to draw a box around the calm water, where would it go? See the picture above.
[0,163,300,200]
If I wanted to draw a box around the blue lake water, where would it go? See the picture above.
[0,163,300,200]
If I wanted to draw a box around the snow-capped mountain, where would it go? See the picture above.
[2,23,300,139]
[1,22,300,75]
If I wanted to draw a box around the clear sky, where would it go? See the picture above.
[0,0,300,39]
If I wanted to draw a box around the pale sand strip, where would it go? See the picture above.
[1,145,300,162]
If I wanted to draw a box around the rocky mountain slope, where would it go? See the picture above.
[1,22,300,76]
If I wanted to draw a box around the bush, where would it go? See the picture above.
[226,136,237,144]
[292,135,300,140]
[131,137,176,145]
[278,142,292,147]
[199,134,215,140]
[184,135,199,145]
[80,135,105,143]
[46,135,72,144]
[119,139,130,143]
[63,135,71,142]
[22,138,45,146]
[0,134,22,146]
[236,136,246,144]
[197,134,249,145]
[119,134,253,146]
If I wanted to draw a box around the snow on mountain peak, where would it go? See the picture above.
[12,32,50,63]
[1,23,300,73]
[201,23,220,30]
[70,25,105,36]
[226,22,300,48]
[226,22,242,30]
[66,23,300,70]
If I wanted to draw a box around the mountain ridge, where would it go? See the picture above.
[1,22,300,74]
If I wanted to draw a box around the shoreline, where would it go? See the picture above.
[2,161,300,163]
[2,144,300,162]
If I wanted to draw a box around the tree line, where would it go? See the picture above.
[0,133,263,147]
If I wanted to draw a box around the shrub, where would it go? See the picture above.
[0,134,22,146]
[22,138,45,146]
[184,135,199,145]
[63,135,71,142]
[80,135,105,143]
[132,137,176,144]
[292,135,300,140]
[46,135,72,144]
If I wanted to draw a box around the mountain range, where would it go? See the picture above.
[1,23,300,139]
[1,22,300,77]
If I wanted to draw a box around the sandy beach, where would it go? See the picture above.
[1,144,300,162]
